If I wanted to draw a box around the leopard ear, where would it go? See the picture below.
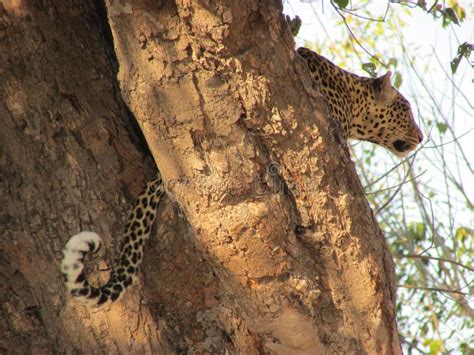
[373,71,397,103]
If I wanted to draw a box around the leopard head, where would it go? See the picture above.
[351,72,423,157]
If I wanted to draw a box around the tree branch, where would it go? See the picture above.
[397,284,470,296]
[394,254,474,273]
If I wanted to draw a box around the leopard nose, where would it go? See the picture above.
[418,131,423,143]
[414,126,423,143]
[393,140,410,152]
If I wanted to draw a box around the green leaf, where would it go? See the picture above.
[388,57,398,68]
[334,0,349,9]
[415,222,425,236]
[393,72,403,89]
[423,338,443,355]
[361,62,377,77]
[416,0,428,10]
[436,122,448,134]
[286,15,302,37]
[452,3,466,23]
[450,42,473,74]
[444,8,460,25]
[460,343,473,354]
[455,226,474,242]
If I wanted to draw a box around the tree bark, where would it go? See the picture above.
[0,1,171,352]
[1,0,400,354]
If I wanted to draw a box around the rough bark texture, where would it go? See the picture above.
[0,1,171,352]
[1,0,400,354]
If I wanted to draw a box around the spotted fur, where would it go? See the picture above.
[297,47,423,156]
[61,175,165,306]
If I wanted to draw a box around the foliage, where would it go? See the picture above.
[286,14,303,36]
[285,0,473,353]
[328,0,472,73]
[451,41,473,74]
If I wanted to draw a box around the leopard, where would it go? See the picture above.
[297,47,423,155]
[61,47,423,307]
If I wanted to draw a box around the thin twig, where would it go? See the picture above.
[366,169,427,195]
[329,0,383,65]
[375,151,419,214]
[397,284,469,296]
[395,254,474,272]
[337,8,385,22]
[382,0,390,21]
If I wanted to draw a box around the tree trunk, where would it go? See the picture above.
[1,0,400,354]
